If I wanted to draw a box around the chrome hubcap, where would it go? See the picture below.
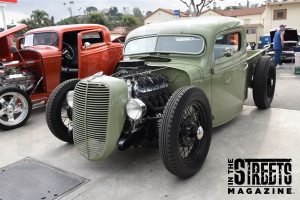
[0,92,28,126]
[196,126,204,140]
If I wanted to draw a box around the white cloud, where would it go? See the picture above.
[0,9,29,28]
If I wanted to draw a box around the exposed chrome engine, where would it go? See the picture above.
[0,65,36,92]
[112,60,170,146]
[115,60,169,113]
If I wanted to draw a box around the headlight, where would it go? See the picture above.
[66,90,74,108]
[126,99,146,121]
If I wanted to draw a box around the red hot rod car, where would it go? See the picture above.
[0,24,123,130]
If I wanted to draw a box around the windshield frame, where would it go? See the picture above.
[124,34,206,56]
[24,31,59,48]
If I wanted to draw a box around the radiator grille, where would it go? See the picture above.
[73,82,110,160]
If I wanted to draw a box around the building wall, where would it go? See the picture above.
[236,14,263,25]
[144,11,176,24]
[245,26,264,46]
[200,10,222,16]
[264,2,300,34]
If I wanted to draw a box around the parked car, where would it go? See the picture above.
[259,35,271,49]
[47,16,276,178]
[0,24,123,130]
[267,27,299,61]
[111,35,126,44]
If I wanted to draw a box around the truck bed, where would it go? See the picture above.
[245,48,269,89]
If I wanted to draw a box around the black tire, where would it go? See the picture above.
[46,79,79,143]
[253,56,276,109]
[159,87,212,178]
[113,63,120,73]
[0,87,32,130]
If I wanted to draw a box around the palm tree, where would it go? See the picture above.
[31,10,51,27]
[19,18,37,30]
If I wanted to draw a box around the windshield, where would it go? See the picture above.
[24,32,59,47]
[124,35,205,55]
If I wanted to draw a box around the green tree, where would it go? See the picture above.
[56,16,79,25]
[19,18,37,30]
[146,11,152,16]
[133,7,143,18]
[121,15,138,27]
[30,10,51,27]
[84,13,107,25]
[85,6,98,15]
[109,7,118,16]
[19,10,51,30]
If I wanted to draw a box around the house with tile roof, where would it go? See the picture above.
[263,0,300,34]
[199,7,266,45]
[217,6,266,25]
[144,2,300,46]
[144,8,190,24]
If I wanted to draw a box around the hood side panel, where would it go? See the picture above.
[0,24,27,61]
[0,36,12,60]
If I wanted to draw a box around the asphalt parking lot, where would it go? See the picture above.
[0,63,299,200]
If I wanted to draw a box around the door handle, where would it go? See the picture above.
[243,63,249,70]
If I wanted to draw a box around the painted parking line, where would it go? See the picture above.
[278,75,300,78]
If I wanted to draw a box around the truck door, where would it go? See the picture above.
[212,31,247,126]
[77,29,109,78]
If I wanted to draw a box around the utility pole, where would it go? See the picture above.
[70,1,74,16]
[0,3,7,31]
[63,3,67,17]
[247,0,250,8]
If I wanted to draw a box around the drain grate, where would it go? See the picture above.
[0,157,88,200]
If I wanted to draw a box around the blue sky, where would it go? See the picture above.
[1,0,263,28]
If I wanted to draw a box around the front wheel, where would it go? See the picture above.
[0,87,32,130]
[159,87,212,178]
[46,79,79,143]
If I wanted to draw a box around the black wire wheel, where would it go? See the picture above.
[61,99,73,131]
[159,87,212,178]
[46,78,79,143]
[179,104,205,160]
[253,55,276,109]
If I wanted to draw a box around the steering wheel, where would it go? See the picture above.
[62,42,75,61]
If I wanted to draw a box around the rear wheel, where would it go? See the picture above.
[159,87,212,178]
[0,87,32,130]
[253,56,276,109]
[46,79,79,143]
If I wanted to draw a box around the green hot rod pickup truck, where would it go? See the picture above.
[46,16,276,178]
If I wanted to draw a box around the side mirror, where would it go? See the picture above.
[224,47,233,57]
[16,37,25,50]
[84,42,91,50]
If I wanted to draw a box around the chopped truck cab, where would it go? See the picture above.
[0,24,123,130]
[47,16,276,178]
